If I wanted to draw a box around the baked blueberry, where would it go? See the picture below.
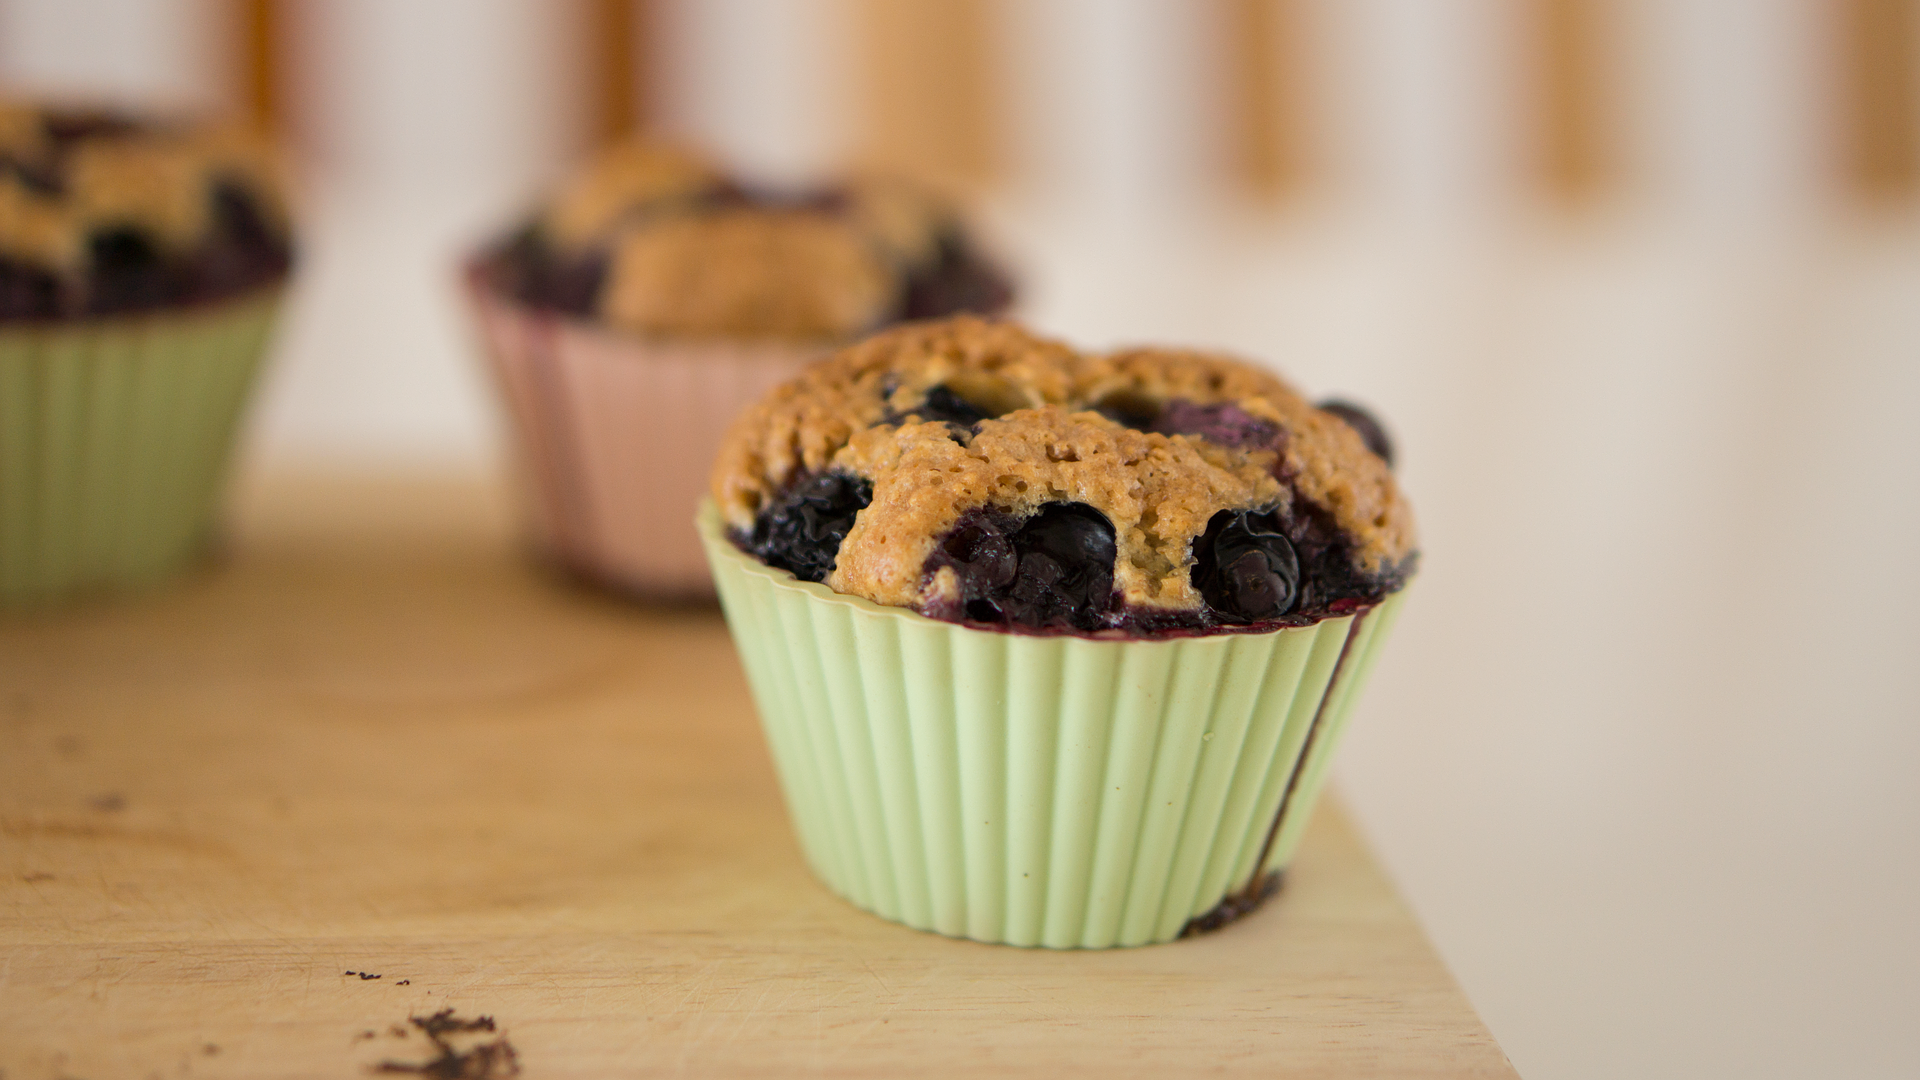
[1093,390,1160,430]
[886,384,993,429]
[936,513,1019,615]
[932,503,1117,631]
[0,259,61,321]
[1192,510,1299,623]
[86,229,176,315]
[1317,399,1393,468]
[1003,504,1117,630]
[1152,400,1283,451]
[746,471,872,583]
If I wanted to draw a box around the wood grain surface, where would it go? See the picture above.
[0,473,1512,1079]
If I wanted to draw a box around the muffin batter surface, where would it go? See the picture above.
[714,317,1416,635]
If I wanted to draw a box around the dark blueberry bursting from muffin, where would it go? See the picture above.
[1095,396,1283,454]
[743,471,873,583]
[928,503,1118,631]
[1192,510,1300,623]
[882,384,994,437]
[0,260,62,321]
[1317,399,1394,468]
[490,227,610,315]
[900,229,1015,321]
[86,229,176,315]
[1151,400,1283,451]
[1273,495,1412,618]
[918,491,1408,635]
[193,180,294,295]
[1093,391,1160,430]
[1173,497,1407,631]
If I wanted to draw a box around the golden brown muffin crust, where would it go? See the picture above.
[600,209,897,340]
[0,175,79,267]
[713,317,1416,617]
[539,140,721,250]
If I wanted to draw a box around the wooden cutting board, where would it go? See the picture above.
[0,473,1513,1079]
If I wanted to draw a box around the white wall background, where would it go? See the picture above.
[4,2,1917,1078]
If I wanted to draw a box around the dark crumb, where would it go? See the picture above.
[345,971,382,980]
[356,1032,378,1043]
[390,1025,410,1038]
[416,1012,494,1039]
[396,980,411,986]
[372,1010,518,1079]
[1179,870,1286,938]
[87,793,126,813]
[202,1044,220,1056]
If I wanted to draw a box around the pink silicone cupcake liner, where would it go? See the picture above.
[467,270,824,597]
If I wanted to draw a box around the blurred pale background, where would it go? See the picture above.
[2,2,1916,1077]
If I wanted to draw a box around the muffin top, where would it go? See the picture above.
[0,102,292,322]
[483,139,1012,342]
[713,317,1416,636]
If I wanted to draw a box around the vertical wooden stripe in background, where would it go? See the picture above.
[1841,0,1919,201]
[236,0,282,131]
[1532,0,1610,204]
[1221,0,1304,201]
[849,0,998,188]
[589,0,646,144]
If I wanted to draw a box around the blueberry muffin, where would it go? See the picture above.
[1,102,291,607]
[713,316,1414,634]
[0,103,290,322]
[479,141,1011,341]
[466,139,1014,597]
[700,317,1416,947]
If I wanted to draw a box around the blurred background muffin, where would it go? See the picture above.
[0,99,291,607]
[467,137,1011,597]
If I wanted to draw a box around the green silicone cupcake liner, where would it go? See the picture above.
[0,291,281,609]
[698,501,1406,948]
